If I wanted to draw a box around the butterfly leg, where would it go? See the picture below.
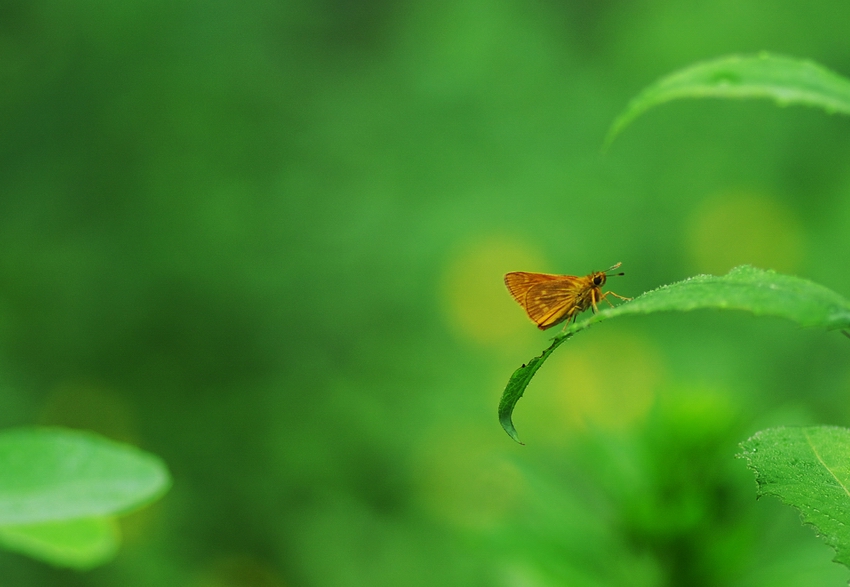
[606,290,632,302]
[558,310,580,332]
[590,288,600,314]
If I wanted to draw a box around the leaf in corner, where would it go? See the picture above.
[605,53,850,147]
[739,426,850,570]
[0,517,120,570]
[0,427,171,526]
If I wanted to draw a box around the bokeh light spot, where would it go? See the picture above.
[441,237,547,346]
[527,331,664,441]
[413,427,525,530]
[686,191,805,274]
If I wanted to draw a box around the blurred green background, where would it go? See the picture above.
[2,1,850,585]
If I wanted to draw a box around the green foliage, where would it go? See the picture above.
[498,336,569,445]
[605,53,850,147]
[740,427,850,570]
[500,266,850,443]
[0,518,119,571]
[3,3,850,585]
[0,428,170,568]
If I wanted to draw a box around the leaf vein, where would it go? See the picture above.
[804,429,850,499]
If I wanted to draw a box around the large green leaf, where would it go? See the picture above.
[605,53,850,147]
[0,516,120,570]
[739,426,850,570]
[0,427,171,525]
[499,266,850,443]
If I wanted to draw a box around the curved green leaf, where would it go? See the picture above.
[739,426,850,570]
[0,427,171,525]
[0,517,119,570]
[499,266,850,443]
[605,53,850,148]
[499,336,569,444]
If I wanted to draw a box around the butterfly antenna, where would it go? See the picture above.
[606,262,624,276]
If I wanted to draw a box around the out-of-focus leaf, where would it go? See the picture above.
[605,53,850,147]
[499,266,850,443]
[0,517,120,570]
[0,427,171,525]
[739,426,850,570]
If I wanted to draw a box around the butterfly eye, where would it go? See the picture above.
[593,276,603,286]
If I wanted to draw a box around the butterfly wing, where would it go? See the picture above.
[505,272,584,330]
[504,272,564,302]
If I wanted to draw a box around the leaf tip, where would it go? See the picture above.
[500,420,524,445]
[499,401,524,445]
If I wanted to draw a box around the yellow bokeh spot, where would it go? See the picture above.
[413,426,525,529]
[441,237,547,346]
[686,191,805,274]
[526,331,664,441]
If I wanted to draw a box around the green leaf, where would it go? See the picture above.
[499,266,850,443]
[0,427,171,525]
[605,53,850,148]
[499,336,569,444]
[0,517,120,570]
[739,426,850,570]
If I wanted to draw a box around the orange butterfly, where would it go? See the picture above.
[505,263,631,330]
